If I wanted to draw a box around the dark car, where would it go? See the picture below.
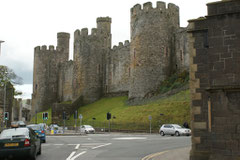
[27,124,46,143]
[0,127,41,160]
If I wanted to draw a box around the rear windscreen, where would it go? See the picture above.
[27,125,41,131]
[0,128,29,138]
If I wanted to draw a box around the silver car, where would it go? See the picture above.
[159,124,191,136]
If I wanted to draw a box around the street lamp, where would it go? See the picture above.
[0,41,6,127]
[0,40,4,56]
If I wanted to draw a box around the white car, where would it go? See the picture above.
[159,124,191,136]
[80,125,95,134]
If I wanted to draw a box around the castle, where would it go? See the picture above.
[32,1,189,113]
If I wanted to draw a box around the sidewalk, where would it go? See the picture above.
[142,147,190,160]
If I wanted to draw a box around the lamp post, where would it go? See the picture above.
[0,40,4,56]
[0,41,6,127]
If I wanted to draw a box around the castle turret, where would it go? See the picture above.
[97,17,112,49]
[129,2,180,99]
[57,32,70,62]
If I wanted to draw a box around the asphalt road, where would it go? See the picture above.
[37,133,191,160]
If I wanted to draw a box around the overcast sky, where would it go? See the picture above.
[0,0,218,99]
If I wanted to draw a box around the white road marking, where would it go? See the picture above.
[141,151,168,160]
[92,143,111,149]
[66,151,86,160]
[75,144,80,149]
[47,136,87,138]
[87,138,92,140]
[54,144,64,145]
[113,137,147,140]
[68,144,77,146]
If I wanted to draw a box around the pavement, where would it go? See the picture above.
[142,147,190,160]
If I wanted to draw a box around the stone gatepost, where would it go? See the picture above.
[188,0,240,159]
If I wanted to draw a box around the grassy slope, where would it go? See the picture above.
[67,89,190,131]
[30,108,52,125]
[31,89,190,132]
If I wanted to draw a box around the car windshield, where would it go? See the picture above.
[85,125,93,128]
[27,125,41,130]
[173,125,182,129]
[0,128,28,138]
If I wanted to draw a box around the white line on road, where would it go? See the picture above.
[113,137,147,140]
[75,144,80,149]
[66,151,86,160]
[54,144,64,146]
[92,143,111,149]
[68,144,77,145]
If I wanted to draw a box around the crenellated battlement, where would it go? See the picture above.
[112,40,130,51]
[131,1,178,17]
[74,28,100,40]
[97,17,111,23]
[34,45,63,52]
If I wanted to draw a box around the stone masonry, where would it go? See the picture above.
[32,1,189,116]
[188,0,240,159]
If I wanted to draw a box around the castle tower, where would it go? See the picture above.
[57,32,70,62]
[97,17,112,49]
[129,2,180,99]
[72,17,111,103]
[97,17,112,93]
[32,33,70,113]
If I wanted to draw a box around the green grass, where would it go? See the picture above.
[63,89,190,132]
[30,108,52,125]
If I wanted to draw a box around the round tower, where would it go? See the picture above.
[57,32,70,62]
[97,17,112,49]
[129,2,180,99]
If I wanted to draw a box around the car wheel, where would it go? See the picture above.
[160,131,165,136]
[175,131,180,136]
[37,145,42,155]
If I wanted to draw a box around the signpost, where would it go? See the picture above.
[79,114,83,134]
[148,115,152,134]
[74,111,78,133]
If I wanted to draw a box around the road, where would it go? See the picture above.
[37,133,191,160]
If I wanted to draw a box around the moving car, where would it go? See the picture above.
[80,125,95,134]
[0,126,41,160]
[27,124,46,143]
[159,124,191,136]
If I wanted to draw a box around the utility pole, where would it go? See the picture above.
[0,41,6,127]
[0,40,4,56]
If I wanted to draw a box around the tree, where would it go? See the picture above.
[0,65,23,87]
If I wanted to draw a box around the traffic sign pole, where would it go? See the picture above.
[148,115,152,134]
[79,114,83,134]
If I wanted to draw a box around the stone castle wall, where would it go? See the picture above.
[106,41,130,93]
[32,2,189,115]
[129,2,180,99]
[176,28,189,72]
[189,0,240,159]
[58,60,74,102]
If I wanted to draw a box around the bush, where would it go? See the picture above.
[159,70,189,94]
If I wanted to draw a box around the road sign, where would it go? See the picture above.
[79,114,83,119]
[148,115,152,121]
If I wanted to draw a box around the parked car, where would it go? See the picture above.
[38,123,48,130]
[27,124,46,143]
[0,126,41,160]
[48,124,59,131]
[159,124,191,136]
[17,121,26,127]
[80,125,95,134]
